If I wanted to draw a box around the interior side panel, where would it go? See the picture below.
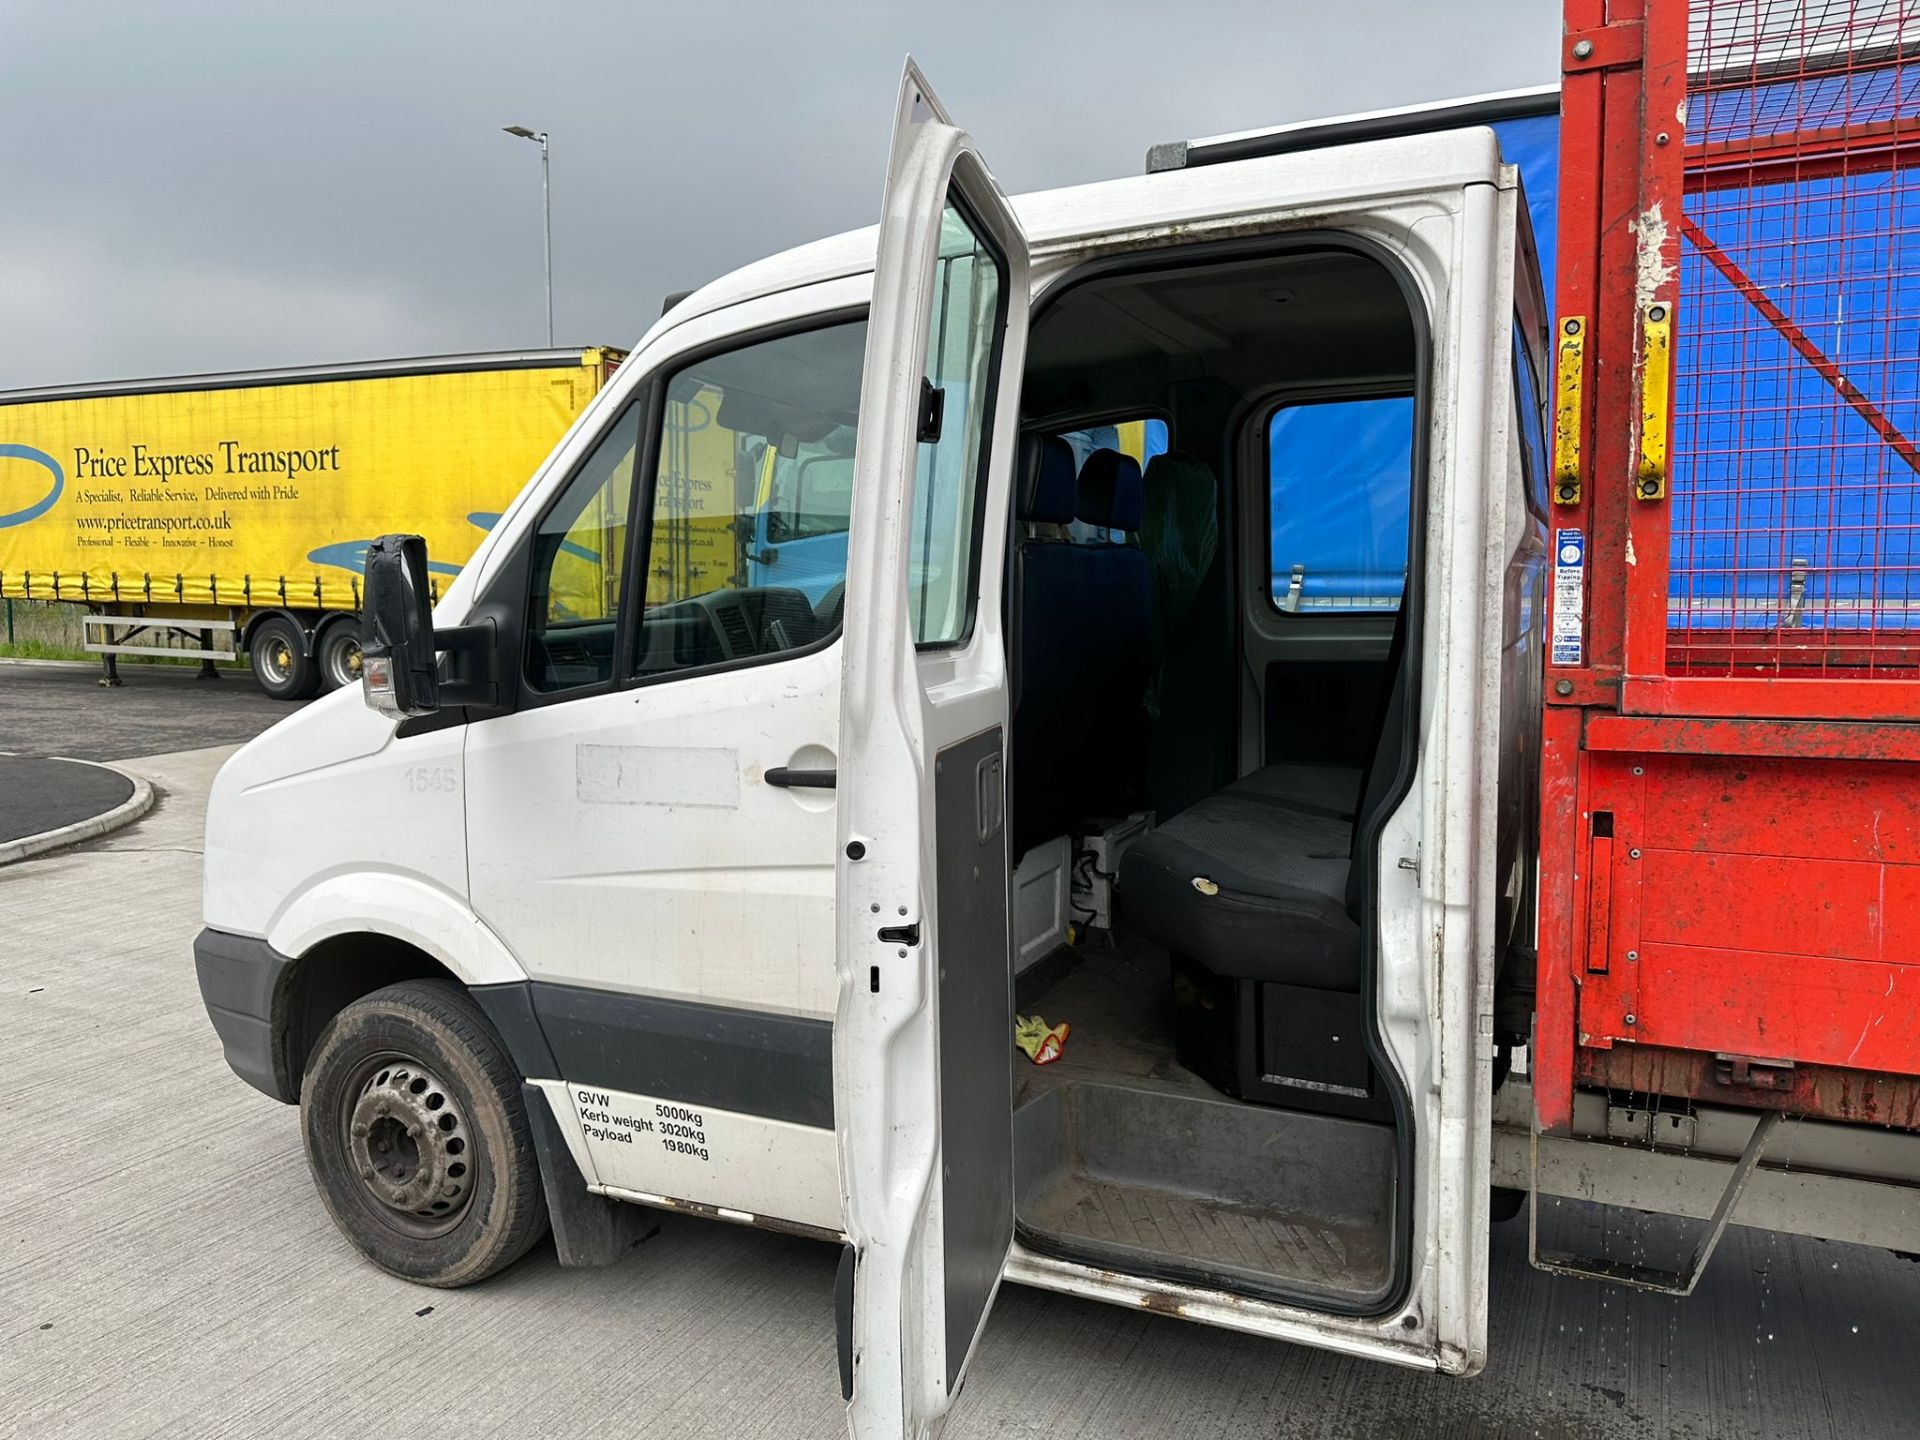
[1263,657,1390,770]
[934,727,1013,1390]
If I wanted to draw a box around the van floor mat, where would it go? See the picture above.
[1019,1171,1386,1296]
[1012,925,1399,1307]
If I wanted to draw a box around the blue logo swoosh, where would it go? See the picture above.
[0,444,64,529]
[307,540,463,578]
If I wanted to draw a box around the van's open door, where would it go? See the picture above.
[834,59,1030,1439]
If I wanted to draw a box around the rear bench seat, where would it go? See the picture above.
[1118,766,1363,992]
[1117,616,1407,1118]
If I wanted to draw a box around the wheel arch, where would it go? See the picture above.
[312,609,355,634]
[265,875,530,1095]
[273,932,459,1100]
[240,607,319,657]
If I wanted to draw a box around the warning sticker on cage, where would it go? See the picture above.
[1552,528,1585,667]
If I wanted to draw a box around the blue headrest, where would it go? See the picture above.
[1076,448,1144,531]
[1022,435,1078,524]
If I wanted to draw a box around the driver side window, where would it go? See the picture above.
[631,318,869,678]
[524,404,641,694]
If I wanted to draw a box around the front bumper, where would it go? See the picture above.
[193,927,296,1103]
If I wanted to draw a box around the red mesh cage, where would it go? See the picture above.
[1669,1,1920,677]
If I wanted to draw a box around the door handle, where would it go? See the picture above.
[766,766,836,789]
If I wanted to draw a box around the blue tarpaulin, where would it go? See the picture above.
[1268,103,1920,638]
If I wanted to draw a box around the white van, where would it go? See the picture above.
[194,65,1546,1437]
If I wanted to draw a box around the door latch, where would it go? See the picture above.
[1716,1053,1795,1090]
[877,921,921,946]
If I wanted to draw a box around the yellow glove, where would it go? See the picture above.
[1014,1013,1070,1066]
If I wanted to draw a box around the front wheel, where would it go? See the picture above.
[300,980,549,1286]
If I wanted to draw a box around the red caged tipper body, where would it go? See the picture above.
[1537,0,1920,1144]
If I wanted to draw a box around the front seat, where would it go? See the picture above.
[1068,448,1151,822]
[1010,435,1082,857]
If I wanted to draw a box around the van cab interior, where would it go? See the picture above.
[1003,240,1422,1310]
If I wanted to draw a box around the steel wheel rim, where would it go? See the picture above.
[324,633,362,689]
[258,636,294,685]
[339,1052,478,1239]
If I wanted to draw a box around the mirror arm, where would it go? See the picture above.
[432,620,500,708]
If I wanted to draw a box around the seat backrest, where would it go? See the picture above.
[1023,433,1079,535]
[1075,449,1151,674]
[1140,450,1219,671]
[1346,602,1411,919]
[1011,436,1082,855]
[1071,449,1152,818]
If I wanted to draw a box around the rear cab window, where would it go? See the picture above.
[1267,395,1413,613]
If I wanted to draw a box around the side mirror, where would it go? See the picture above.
[361,534,440,718]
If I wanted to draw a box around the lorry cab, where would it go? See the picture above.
[197,63,1547,1437]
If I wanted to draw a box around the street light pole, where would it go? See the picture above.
[503,125,553,346]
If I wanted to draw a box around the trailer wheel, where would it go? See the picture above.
[316,620,364,693]
[249,614,320,701]
[300,980,550,1287]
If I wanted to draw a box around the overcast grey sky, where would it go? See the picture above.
[0,1,1557,390]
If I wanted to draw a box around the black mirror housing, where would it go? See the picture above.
[361,533,440,718]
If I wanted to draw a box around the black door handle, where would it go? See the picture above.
[766,766,837,789]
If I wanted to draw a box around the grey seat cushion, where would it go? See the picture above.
[1119,773,1362,992]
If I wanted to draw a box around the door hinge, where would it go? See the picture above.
[1563,20,1643,72]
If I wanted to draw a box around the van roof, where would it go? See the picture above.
[653,126,1512,341]
[1146,84,1558,174]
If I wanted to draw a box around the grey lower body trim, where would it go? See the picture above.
[471,982,559,1081]
[473,980,835,1131]
[193,927,295,1103]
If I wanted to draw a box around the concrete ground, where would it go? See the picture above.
[0,755,133,842]
[1,704,1917,1438]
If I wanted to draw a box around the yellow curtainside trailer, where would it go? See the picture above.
[0,349,625,697]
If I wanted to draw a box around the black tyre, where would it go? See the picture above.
[315,619,363,693]
[249,614,320,701]
[300,980,549,1286]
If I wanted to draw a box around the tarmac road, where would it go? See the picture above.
[0,754,133,843]
[0,686,1916,1439]
[0,659,300,760]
